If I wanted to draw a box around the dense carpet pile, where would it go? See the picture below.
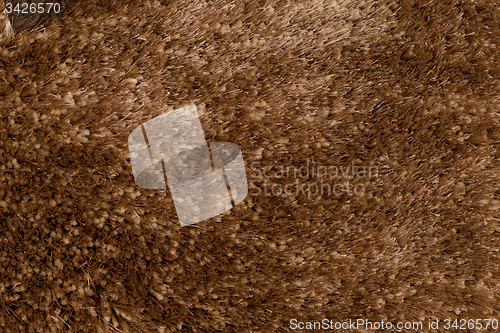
[1,0,500,332]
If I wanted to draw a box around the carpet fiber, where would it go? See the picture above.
[1,0,500,332]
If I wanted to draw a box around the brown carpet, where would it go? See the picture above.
[1,0,500,332]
